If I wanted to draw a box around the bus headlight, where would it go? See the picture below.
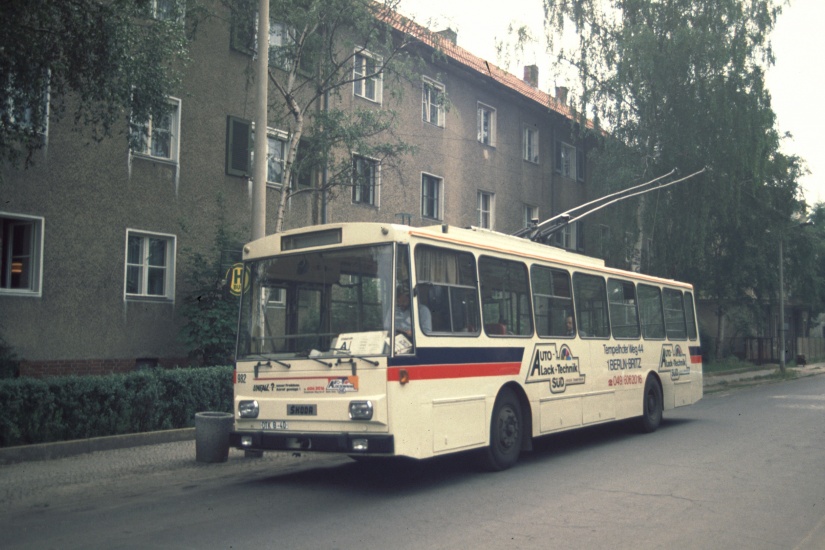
[349,400,373,420]
[239,400,259,418]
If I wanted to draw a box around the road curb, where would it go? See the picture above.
[2,365,821,465]
[703,364,824,390]
[0,428,195,465]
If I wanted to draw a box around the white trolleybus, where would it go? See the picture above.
[229,219,703,470]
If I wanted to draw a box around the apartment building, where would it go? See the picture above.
[0,2,591,376]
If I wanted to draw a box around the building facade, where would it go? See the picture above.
[0,3,591,376]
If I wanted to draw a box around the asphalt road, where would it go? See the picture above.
[1,373,824,549]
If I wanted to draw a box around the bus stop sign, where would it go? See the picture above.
[226,263,250,296]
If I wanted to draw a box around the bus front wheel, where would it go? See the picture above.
[638,376,663,433]
[481,388,523,471]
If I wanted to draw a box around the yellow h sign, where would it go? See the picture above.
[226,263,250,296]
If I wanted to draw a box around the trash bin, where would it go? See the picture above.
[195,411,234,463]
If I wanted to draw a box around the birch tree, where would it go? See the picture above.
[543,0,804,355]
[1,0,192,168]
[229,0,432,232]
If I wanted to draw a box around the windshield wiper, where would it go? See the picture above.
[252,358,291,378]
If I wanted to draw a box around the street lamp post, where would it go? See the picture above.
[779,238,785,373]
[777,221,813,373]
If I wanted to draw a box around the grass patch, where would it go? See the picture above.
[703,356,767,375]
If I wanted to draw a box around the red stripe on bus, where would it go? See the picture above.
[387,362,522,382]
[690,355,703,364]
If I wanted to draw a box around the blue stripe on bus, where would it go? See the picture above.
[387,346,525,367]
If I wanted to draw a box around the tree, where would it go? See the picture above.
[227,0,434,232]
[785,201,825,320]
[0,0,192,168]
[543,0,805,358]
[179,204,243,366]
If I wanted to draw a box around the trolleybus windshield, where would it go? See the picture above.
[236,244,394,360]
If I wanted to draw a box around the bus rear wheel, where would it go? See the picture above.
[480,388,523,471]
[638,376,663,433]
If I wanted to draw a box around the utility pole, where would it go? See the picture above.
[251,0,269,241]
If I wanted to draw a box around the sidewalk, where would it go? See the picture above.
[702,361,824,389]
[0,363,822,467]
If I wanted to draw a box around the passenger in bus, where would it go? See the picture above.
[394,287,431,339]
[566,315,575,336]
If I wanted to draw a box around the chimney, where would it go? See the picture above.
[555,86,569,105]
[437,28,457,45]
[523,65,539,88]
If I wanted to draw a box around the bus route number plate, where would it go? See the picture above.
[261,420,288,430]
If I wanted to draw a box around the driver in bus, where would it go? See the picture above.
[395,287,432,339]
[566,315,575,336]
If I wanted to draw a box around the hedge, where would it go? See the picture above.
[0,366,233,448]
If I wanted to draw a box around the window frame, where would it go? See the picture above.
[684,291,698,340]
[638,284,666,340]
[268,21,294,70]
[523,125,539,163]
[663,288,688,340]
[226,115,252,176]
[5,76,50,139]
[124,230,176,302]
[264,129,288,187]
[576,147,586,182]
[352,154,379,206]
[130,97,181,164]
[422,77,446,128]
[477,191,494,229]
[572,272,611,339]
[531,265,574,338]
[523,205,539,229]
[555,140,577,179]
[421,173,443,220]
[607,278,641,339]
[553,221,583,252]
[479,256,533,337]
[414,244,480,336]
[0,212,44,297]
[226,117,291,187]
[353,49,383,104]
[147,0,184,22]
[477,102,496,146]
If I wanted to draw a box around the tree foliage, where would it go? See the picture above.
[785,202,825,317]
[543,0,807,348]
[226,0,432,232]
[178,209,243,366]
[0,0,192,167]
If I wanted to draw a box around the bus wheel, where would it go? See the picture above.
[481,388,523,471]
[638,376,663,433]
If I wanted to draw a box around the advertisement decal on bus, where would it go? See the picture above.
[525,343,585,393]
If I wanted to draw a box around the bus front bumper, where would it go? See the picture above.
[229,431,395,454]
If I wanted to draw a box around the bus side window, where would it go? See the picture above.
[638,284,666,339]
[414,245,480,335]
[684,291,698,340]
[607,279,640,339]
[479,256,533,336]
[573,272,610,338]
[663,288,687,340]
[419,284,448,333]
[531,265,573,337]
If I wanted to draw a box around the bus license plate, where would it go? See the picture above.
[287,404,317,416]
[261,420,288,430]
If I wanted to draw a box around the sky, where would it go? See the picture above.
[397,0,825,207]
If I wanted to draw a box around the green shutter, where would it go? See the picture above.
[226,116,251,177]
